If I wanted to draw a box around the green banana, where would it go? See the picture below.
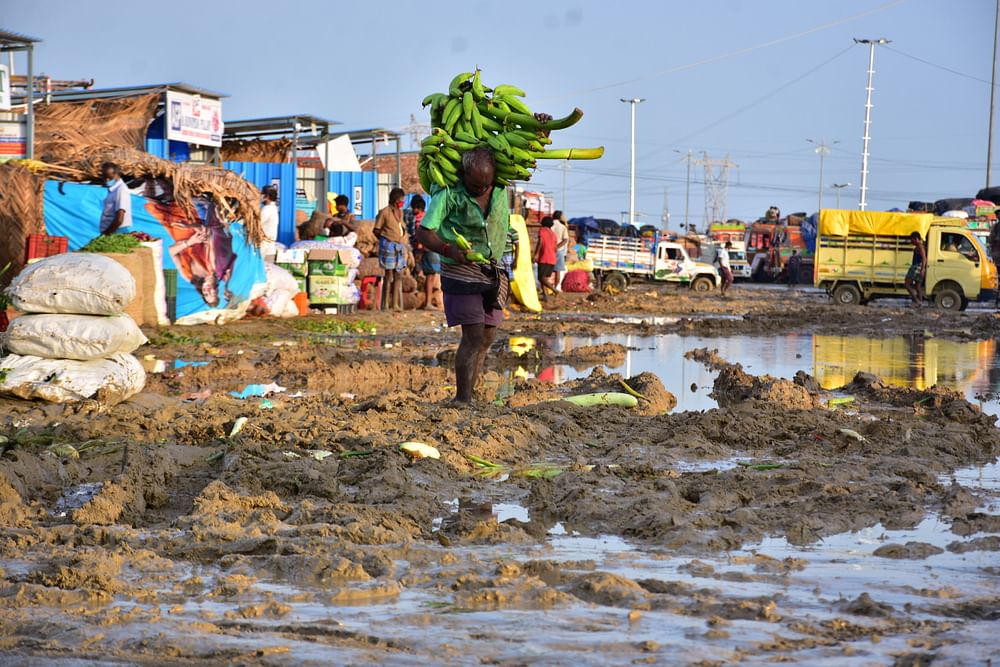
[441,98,461,127]
[449,71,474,97]
[472,70,485,101]
[503,132,531,149]
[454,232,472,250]
[493,151,514,167]
[496,94,532,116]
[466,251,488,264]
[470,105,485,137]
[436,155,458,176]
[480,115,503,133]
[422,92,448,109]
[494,176,510,186]
[534,147,605,160]
[493,84,526,97]
[429,162,447,187]
[494,100,511,113]
[420,144,440,155]
[510,146,534,163]
[454,130,478,144]
[457,118,474,137]
[540,108,584,131]
[444,102,463,133]
[462,91,474,122]
[486,135,506,154]
[453,140,481,151]
[440,145,462,162]
[418,159,432,193]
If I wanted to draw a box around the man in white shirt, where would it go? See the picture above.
[716,241,734,297]
[99,162,132,235]
[550,210,570,291]
[260,185,280,258]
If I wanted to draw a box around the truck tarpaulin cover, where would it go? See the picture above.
[819,210,933,238]
[43,181,266,325]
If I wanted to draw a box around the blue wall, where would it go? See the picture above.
[145,115,191,162]
[329,171,377,220]
[224,161,298,245]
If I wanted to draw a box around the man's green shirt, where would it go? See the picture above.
[421,184,510,265]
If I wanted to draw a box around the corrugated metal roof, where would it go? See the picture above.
[224,115,340,139]
[38,82,228,102]
[0,29,42,47]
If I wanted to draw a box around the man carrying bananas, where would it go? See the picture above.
[415,147,510,403]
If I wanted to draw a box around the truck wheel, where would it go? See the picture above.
[832,283,862,306]
[691,276,714,293]
[604,272,627,292]
[934,286,963,311]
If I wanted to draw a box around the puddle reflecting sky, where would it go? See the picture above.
[509,333,1000,416]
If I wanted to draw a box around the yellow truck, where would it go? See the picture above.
[815,210,997,310]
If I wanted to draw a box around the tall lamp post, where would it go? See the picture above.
[831,182,851,209]
[673,148,693,232]
[854,37,890,210]
[621,98,645,227]
[807,139,838,211]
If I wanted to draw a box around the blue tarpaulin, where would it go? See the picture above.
[43,181,266,324]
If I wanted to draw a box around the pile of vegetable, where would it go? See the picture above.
[419,69,604,190]
[80,234,142,254]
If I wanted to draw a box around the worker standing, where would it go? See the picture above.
[716,241,734,297]
[99,162,133,236]
[904,232,927,306]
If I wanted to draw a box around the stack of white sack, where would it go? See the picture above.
[0,254,148,406]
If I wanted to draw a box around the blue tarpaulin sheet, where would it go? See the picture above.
[43,181,266,324]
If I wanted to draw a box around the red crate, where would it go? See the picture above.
[25,234,69,262]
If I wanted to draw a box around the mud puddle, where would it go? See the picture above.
[510,332,1000,415]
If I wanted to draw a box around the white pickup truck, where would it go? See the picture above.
[587,235,721,292]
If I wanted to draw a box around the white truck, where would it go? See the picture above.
[587,235,721,292]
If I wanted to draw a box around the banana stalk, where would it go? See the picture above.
[534,147,605,160]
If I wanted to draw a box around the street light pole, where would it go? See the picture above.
[854,38,890,210]
[621,98,645,227]
[673,148,692,230]
[988,0,999,187]
[831,183,851,209]
[807,139,838,211]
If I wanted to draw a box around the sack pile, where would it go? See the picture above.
[0,254,147,405]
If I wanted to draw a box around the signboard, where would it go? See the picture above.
[353,186,363,216]
[0,120,26,162]
[166,90,223,147]
[0,64,10,111]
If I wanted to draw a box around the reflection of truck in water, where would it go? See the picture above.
[815,210,997,310]
[588,235,721,292]
[813,334,996,393]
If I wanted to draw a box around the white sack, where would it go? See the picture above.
[3,314,148,360]
[0,353,146,405]
[6,254,136,315]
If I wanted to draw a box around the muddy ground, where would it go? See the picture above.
[1,285,998,664]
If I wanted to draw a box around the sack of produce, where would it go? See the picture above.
[6,253,136,315]
[0,352,146,405]
[3,313,147,360]
[561,269,592,293]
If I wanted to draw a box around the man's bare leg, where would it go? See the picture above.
[472,324,498,392]
[455,323,485,402]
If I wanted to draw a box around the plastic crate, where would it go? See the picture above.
[25,234,68,262]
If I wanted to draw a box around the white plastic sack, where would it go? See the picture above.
[942,210,969,219]
[3,314,148,360]
[0,353,146,405]
[6,253,136,315]
[262,263,300,318]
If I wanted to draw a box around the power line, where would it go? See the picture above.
[884,45,996,86]
[537,0,905,101]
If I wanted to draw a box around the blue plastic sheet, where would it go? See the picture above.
[44,181,266,323]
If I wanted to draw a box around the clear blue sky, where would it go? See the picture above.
[7,0,997,227]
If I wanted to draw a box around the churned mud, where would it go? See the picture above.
[1,292,999,664]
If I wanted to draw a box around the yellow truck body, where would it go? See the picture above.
[814,210,997,310]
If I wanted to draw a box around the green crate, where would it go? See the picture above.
[163,269,178,298]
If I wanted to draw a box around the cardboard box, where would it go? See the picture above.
[276,249,308,278]
[308,249,349,277]
[294,277,307,293]
[308,275,350,305]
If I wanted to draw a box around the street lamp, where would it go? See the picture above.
[807,139,838,211]
[831,182,851,209]
[621,98,645,227]
[673,148,693,231]
[854,37,890,210]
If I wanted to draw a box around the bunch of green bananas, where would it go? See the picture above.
[418,70,604,191]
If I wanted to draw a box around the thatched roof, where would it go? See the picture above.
[220,138,293,163]
[26,94,263,245]
[0,163,46,286]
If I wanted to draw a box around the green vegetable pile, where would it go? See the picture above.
[80,234,142,254]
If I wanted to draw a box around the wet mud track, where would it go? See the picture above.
[1,291,999,664]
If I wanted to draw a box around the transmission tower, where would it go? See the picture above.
[401,114,431,151]
[694,152,738,229]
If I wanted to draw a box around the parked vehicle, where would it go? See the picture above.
[815,210,997,310]
[588,234,721,291]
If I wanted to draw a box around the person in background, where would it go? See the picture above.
[327,195,356,236]
[905,231,927,306]
[373,187,408,310]
[534,216,558,302]
[414,147,511,403]
[298,209,328,240]
[99,162,132,235]
[407,195,441,311]
[716,241,734,297]
[500,224,520,281]
[550,210,570,291]
[260,185,279,258]
[786,249,802,288]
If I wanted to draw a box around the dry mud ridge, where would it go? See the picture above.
[0,333,997,663]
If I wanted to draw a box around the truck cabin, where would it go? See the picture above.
[658,244,686,262]
[938,231,980,264]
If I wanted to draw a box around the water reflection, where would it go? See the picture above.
[510,332,1000,415]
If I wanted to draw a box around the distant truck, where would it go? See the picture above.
[815,210,997,310]
[587,235,721,291]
